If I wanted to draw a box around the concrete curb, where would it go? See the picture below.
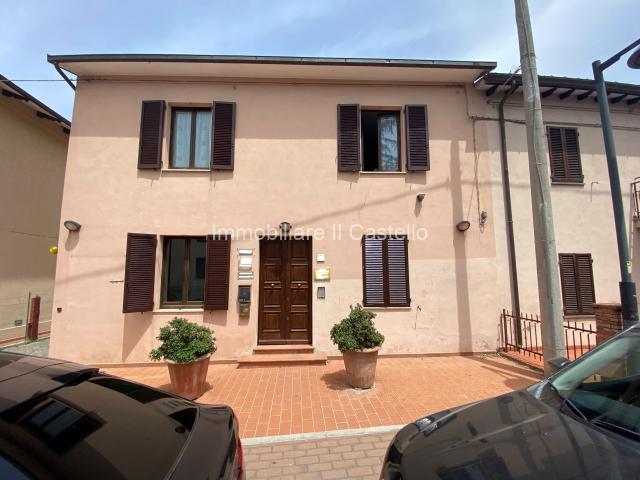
[241,424,404,445]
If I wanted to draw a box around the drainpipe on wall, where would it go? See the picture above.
[52,61,76,91]
[498,82,522,341]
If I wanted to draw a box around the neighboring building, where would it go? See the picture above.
[0,74,70,341]
[45,54,640,365]
[476,74,640,324]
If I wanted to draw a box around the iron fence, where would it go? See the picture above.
[499,309,596,364]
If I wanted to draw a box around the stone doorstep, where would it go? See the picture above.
[253,344,316,355]
[238,345,327,367]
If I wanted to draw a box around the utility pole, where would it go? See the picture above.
[514,0,565,375]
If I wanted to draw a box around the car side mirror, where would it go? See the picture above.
[548,357,571,374]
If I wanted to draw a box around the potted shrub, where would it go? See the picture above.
[330,304,384,389]
[149,317,217,400]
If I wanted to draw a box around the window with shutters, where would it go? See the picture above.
[547,127,583,183]
[361,110,401,172]
[362,236,410,307]
[161,237,207,307]
[337,104,428,172]
[170,108,212,169]
[559,253,596,316]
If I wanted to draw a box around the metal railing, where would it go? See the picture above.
[499,309,596,364]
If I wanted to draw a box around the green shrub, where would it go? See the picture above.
[330,304,384,352]
[149,317,217,363]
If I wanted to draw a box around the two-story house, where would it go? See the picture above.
[46,54,640,366]
[46,54,501,364]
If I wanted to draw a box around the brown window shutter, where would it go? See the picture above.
[559,254,579,315]
[548,127,583,182]
[563,128,583,182]
[204,235,231,310]
[362,237,385,306]
[548,127,565,180]
[123,233,157,313]
[559,253,595,315]
[575,254,595,314]
[337,104,361,171]
[138,101,165,169]
[386,237,410,306]
[211,102,236,170]
[405,105,429,171]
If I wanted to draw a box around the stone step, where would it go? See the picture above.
[237,352,327,367]
[253,344,315,355]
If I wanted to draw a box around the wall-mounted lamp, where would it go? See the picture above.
[279,221,292,235]
[456,220,471,232]
[416,192,426,203]
[63,220,82,232]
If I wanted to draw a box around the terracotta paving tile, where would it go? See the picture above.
[103,354,541,439]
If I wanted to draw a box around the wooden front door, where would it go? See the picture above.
[258,238,312,344]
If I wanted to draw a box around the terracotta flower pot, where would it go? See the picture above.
[342,347,380,389]
[166,353,211,400]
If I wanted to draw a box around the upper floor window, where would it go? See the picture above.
[548,127,583,183]
[337,104,429,173]
[361,110,400,172]
[170,108,212,169]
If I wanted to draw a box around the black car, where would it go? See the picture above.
[382,325,640,479]
[0,352,243,480]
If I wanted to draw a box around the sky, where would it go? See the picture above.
[1,0,638,121]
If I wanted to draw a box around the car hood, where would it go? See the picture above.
[386,382,640,480]
[0,352,97,413]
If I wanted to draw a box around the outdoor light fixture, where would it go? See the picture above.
[279,221,292,234]
[456,220,471,232]
[416,192,426,202]
[626,45,640,69]
[63,220,81,232]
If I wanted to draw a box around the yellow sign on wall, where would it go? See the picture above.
[314,267,331,281]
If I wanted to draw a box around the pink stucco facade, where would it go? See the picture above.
[48,57,640,365]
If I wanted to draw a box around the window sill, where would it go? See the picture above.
[563,314,595,320]
[551,180,584,186]
[359,171,407,176]
[161,168,211,173]
[363,305,412,311]
[153,307,204,313]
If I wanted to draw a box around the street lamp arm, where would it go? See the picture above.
[600,37,640,71]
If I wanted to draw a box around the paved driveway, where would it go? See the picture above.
[243,429,396,479]
[104,354,540,439]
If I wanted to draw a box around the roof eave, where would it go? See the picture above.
[0,73,71,127]
[47,53,497,71]
[481,72,640,97]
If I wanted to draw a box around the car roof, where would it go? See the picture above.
[0,352,97,413]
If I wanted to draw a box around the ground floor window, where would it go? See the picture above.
[162,237,206,307]
[559,253,595,315]
[362,235,410,307]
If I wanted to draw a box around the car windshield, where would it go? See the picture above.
[0,374,197,480]
[551,327,640,439]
